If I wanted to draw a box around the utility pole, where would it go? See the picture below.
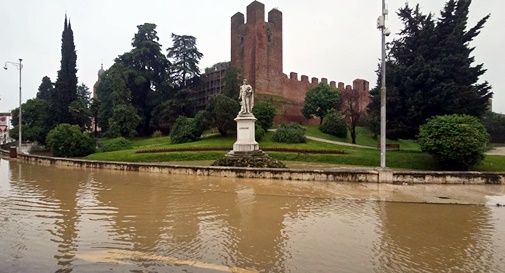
[3,59,23,152]
[377,0,390,168]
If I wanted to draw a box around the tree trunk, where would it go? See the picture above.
[351,125,357,144]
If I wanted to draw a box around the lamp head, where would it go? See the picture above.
[3,66,7,70]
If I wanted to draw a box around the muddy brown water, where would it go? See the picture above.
[1,158,505,273]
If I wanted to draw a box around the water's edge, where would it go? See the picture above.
[2,149,504,184]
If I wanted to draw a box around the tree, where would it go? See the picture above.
[222,67,241,99]
[150,89,196,134]
[481,112,505,143]
[36,76,54,101]
[369,1,492,139]
[252,101,276,130]
[302,83,340,124]
[167,34,203,88]
[341,88,362,144]
[208,94,240,136]
[418,114,489,170]
[10,98,52,144]
[116,23,170,136]
[52,15,78,125]
[69,84,92,130]
[320,110,347,139]
[107,104,141,138]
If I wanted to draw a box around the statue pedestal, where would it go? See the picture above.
[232,114,259,153]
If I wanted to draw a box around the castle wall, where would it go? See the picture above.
[231,1,370,124]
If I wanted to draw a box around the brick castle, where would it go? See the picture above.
[230,1,370,123]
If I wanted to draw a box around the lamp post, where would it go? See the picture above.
[3,59,23,152]
[377,1,390,168]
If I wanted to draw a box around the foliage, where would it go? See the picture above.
[46,124,95,157]
[169,117,201,144]
[320,110,347,138]
[52,16,79,125]
[36,76,54,101]
[222,67,242,99]
[208,94,240,136]
[252,101,276,130]
[115,23,171,135]
[369,1,492,139]
[481,112,505,143]
[152,130,163,138]
[418,114,489,170]
[107,104,141,138]
[99,137,132,152]
[10,98,52,144]
[167,34,203,88]
[194,110,211,136]
[302,83,340,124]
[150,88,195,134]
[341,88,362,144]
[69,83,92,130]
[272,123,306,143]
[255,124,266,141]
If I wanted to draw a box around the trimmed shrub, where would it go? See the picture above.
[208,94,240,136]
[418,115,489,170]
[272,123,306,143]
[253,101,276,130]
[194,110,212,136]
[255,124,266,141]
[170,117,200,144]
[320,110,347,138]
[152,130,163,138]
[46,124,95,157]
[107,104,141,138]
[99,137,132,152]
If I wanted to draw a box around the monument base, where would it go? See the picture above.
[232,114,259,152]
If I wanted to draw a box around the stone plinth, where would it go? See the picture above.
[232,114,259,153]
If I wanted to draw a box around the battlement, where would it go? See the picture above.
[287,72,340,89]
[247,1,265,25]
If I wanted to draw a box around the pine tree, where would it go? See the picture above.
[36,76,54,101]
[53,15,78,125]
[167,34,203,88]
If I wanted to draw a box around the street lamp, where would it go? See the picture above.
[3,59,23,152]
[377,1,390,168]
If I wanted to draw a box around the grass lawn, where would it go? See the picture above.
[85,132,505,171]
[304,125,421,151]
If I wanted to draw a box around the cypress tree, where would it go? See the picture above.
[36,76,54,102]
[53,15,78,125]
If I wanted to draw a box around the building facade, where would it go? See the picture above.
[194,62,230,110]
[0,113,12,144]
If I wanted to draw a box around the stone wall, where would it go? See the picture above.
[4,152,504,185]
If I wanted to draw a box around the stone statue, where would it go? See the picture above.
[239,79,254,115]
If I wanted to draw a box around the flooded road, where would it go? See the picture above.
[1,158,505,273]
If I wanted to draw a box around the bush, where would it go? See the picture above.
[320,110,348,138]
[99,137,132,152]
[152,130,163,138]
[482,112,505,143]
[272,123,306,143]
[194,110,212,136]
[170,117,200,144]
[46,124,96,157]
[418,115,489,170]
[255,124,265,141]
[253,101,276,130]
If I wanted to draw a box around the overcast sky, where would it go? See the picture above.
[0,0,503,114]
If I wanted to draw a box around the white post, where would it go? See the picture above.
[18,59,22,153]
[378,0,389,168]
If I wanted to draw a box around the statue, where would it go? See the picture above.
[239,79,254,115]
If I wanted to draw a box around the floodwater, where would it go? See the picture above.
[1,158,505,273]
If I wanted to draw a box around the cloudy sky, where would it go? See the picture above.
[0,0,503,114]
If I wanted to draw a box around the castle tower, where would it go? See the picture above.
[231,1,283,95]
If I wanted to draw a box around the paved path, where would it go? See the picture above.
[487,146,505,156]
[305,136,375,149]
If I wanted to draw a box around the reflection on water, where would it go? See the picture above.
[0,158,504,273]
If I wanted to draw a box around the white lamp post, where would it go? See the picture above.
[3,59,23,152]
[377,1,390,168]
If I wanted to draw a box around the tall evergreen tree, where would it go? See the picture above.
[36,76,54,101]
[53,15,78,125]
[167,34,203,88]
[368,0,492,139]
